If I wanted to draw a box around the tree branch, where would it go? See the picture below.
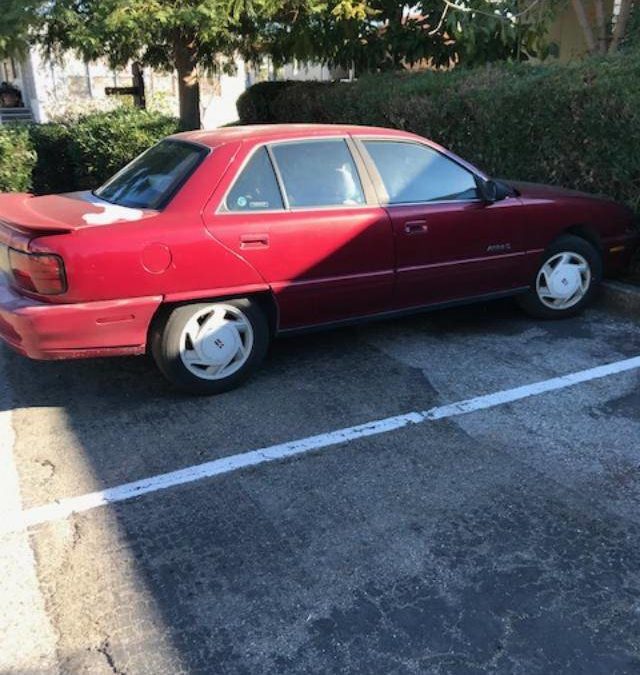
[609,0,633,52]
[571,0,598,54]
[594,0,608,53]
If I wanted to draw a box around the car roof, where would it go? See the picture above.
[171,124,420,148]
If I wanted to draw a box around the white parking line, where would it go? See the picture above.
[6,354,640,534]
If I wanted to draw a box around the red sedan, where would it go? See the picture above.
[0,124,637,393]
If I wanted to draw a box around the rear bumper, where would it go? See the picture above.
[0,279,162,360]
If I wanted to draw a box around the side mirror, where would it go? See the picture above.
[478,179,499,203]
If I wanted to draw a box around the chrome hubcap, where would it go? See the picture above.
[536,252,591,310]
[179,304,253,381]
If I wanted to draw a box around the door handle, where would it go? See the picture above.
[240,233,269,249]
[404,220,428,234]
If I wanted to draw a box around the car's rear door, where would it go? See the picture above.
[206,137,395,330]
[356,138,525,310]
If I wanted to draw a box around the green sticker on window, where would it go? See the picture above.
[237,196,247,207]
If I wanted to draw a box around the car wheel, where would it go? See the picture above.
[151,298,270,394]
[517,234,602,319]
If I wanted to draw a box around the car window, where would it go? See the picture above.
[271,140,365,208]
[94,140,207,210]
[226,147,284,212]
[363,140,479,204]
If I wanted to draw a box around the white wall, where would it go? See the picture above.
[11,50,335,128]
[201,59,248,129]
[279,60,331,81]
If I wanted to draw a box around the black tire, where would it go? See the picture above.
[151,298,270,395]
[517,235,602,319]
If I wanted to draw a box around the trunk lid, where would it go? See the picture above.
[0,191,158,242]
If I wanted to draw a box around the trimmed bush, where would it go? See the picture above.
[0,108,180,196]
[236,81,297,124]
[67,108,181,189]
[29,123,74,195]
[0,125,36,192]
[238,53,640,213]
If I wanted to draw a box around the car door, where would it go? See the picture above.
[206,138,395,330]
[356,138,525,310]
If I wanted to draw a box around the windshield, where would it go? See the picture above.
[94,140,208,210]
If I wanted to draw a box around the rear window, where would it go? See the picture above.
[94,140,208,210]
[226,147,284,212]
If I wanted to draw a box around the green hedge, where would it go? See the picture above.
[65,109,181,190]
[0,125,36,193]
[238,53,640,213]
[236,81,297,124]
[28,122,75,195]
[0,108,181,194]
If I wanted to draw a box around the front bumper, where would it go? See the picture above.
[0,278,162,360]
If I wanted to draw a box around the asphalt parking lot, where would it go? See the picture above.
[2,296,640,674]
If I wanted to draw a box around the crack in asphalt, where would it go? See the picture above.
[96,638,128,675]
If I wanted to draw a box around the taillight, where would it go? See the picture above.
[8,249,67,295]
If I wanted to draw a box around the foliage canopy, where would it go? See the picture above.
[0,0,559,129]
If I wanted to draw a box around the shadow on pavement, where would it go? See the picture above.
[5,298,640,673]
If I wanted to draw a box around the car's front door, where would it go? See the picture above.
[207,138,394,330]
[357,139,525,310]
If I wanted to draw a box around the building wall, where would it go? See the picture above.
[546,0,615,60]
[3,47,346,128]
[279,60,331,81]
[4,48,248,128]
[201,62,248,128]
[279,60,349,81]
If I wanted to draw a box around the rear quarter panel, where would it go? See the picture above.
[28,140,269,304]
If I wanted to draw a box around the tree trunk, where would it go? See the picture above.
[594,0,608,53]
[571,0,598,54]
[609,0,633,52]
[174,37,201,130]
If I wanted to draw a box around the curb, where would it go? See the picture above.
[600,280,640,317]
